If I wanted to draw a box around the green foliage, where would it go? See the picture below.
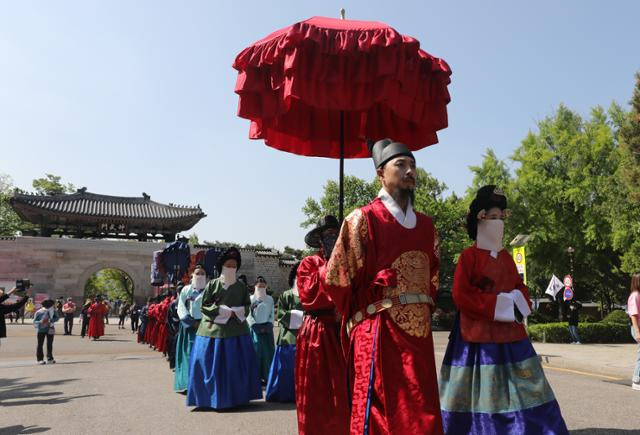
[528,310,556,325]
[84,268,134,302]
[187,233,200,246]
[301,175,380,228]
[32,174,75,195]
[601,309,630,325]
[527,322,634,343]
[614,73,640,273]
[413,168,468,291]
[431,309,455,331]
[579,313,599,323]
[509,105,628,310]
[466,148,513,196]
[0,174,34,236]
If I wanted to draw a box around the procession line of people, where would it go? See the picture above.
[132,140,571,433]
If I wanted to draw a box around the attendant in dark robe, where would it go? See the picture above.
[80,299,91,338]
[138,298,151,343]
[266,262,303,402]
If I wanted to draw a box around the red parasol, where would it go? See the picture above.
[233,15,451,220]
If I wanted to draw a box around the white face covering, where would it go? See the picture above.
[476,219,504,253]
[221,266,237,286]
[192,275,207,290]
[254,286,267,299]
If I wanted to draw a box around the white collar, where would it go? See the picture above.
[378,188,416,229]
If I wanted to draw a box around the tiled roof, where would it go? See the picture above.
[10,189,205,221]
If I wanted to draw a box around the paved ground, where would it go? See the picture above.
[0,319,639,434]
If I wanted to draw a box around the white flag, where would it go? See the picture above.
[545,275,564,297]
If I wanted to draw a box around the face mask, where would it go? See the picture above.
[476,219,504,252]
[192,275,206,290]
[321,233,338,259]
[254,286,267,299]
[221,266,237,286]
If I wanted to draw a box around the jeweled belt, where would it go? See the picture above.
[346,292,434,334]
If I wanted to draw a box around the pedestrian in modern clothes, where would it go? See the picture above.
[567,299,582,344]
[118,302,130,329]
[34,299,59,364]
[80,299,91,338]
[130,303,141,332]
[62,297,77,335]
[0,287,29,350]
[627,273,640,391]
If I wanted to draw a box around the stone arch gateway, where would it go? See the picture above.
[0,236,158,304]
[0,237,295,305]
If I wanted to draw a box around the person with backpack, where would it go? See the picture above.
[34,299,60,364]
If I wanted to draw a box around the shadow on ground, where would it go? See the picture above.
[192,401,297,413]
[0,377,101,407]
[571,430,640,434]
[0,425,50,434]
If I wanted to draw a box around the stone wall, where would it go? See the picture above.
[0,237,294,305]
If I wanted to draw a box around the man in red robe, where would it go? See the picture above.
[324,139,443,434]
[145,300,158,347]
[295,216,349,435]
[155,293,172,354]
[87,296,109,340]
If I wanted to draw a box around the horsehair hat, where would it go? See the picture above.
[466,185,507,240]
[368,138,415,169]
[304,215,340,249]
[216,246,242,273]
[288,261,301,288]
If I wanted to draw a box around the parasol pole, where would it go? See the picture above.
[339,8,346,222]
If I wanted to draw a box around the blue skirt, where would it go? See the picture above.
[186,334,262,409]
[250,327,275,382]
[174,324,196,392]
[265,344,296,402]
[439,319,569,435]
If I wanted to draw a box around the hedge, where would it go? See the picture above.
[527,322,634,344]
[601,309,630,325]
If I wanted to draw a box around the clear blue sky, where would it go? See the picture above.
[1,1,638,249]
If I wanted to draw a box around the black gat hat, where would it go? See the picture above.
[304,215,340,249]
[368,138,415,169]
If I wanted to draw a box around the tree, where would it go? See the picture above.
[84,268,134,302]
[510,105,627,312]
[466,148,513,196]
[301,175,380,228]
[412,168,468,293]
[187,233,200,246]
[32,174,74,195]
[0,174,34,236]
[615,73,640,274]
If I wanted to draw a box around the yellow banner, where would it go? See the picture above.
[512,246,527,284]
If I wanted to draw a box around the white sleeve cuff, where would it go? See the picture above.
[511,290,532,318]
[494,293,516,322]
[231,306,246,322]
[289,310,304,330]
[213,305,232,325]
